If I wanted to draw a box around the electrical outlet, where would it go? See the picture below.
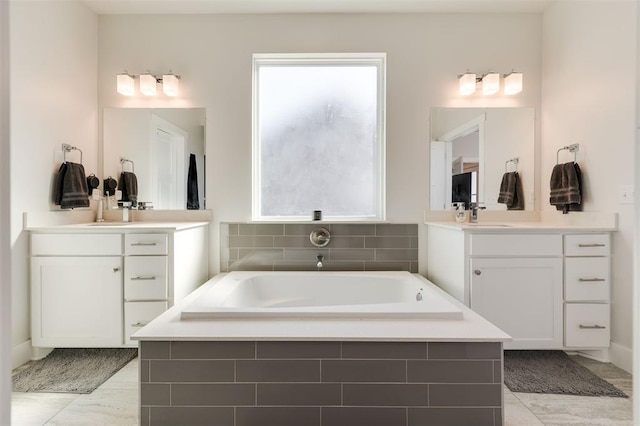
[619,185,635,204]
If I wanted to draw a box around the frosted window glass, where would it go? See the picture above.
[256,63,383,219]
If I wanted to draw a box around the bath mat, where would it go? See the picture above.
[504,350,627,398]
[12,348,137,394]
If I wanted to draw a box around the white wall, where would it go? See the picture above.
[10,0,98,365]
[542,0,637,371]
[1,0,10,422]
[98,13,542,274]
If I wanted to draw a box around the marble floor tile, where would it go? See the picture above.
[504,392,545,426]
[45,389,138,426]
[99,359,139,391]
[11,392,79,426]
[513,392,633,426]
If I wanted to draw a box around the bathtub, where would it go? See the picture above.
[180,271,463,320]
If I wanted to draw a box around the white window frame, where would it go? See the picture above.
[252,52,386,222]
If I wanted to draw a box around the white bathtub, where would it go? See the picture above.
[180,271,463,320]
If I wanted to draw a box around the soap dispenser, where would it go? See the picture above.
[454,202,467,223]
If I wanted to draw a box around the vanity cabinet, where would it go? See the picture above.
[468,234,563,350]
[426,224,612,352]
[31,234,123,347]
[30,224,208,348]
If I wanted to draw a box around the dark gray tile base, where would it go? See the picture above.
[140,341,504,426]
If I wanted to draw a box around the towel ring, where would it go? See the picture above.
[120,158,135,173]
[62,143,83,164]
[556,144,579,164]
[505,157,519,173]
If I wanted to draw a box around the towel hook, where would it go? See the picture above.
[62,143,83,164]
[556,143,579,164]
[120,157,135,173]
[505,157,519,173]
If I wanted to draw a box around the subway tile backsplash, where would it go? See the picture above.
[221,223,418,272]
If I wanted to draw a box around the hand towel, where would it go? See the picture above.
[497,171,525,210]
[53,162,67,206]
[60,162,90,209]
[550,162,582,214]
[187,153,199,210]
[118,171,138,207]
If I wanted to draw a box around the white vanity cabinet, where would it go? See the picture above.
[426,223,612,352]
[563,234,611,348]
[30,223,209,348]
[468,234,563,349]
[31,234,124,347]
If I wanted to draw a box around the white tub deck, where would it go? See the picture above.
[180,271,463,320]
[133,273,511,343]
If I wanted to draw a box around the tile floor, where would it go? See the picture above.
[10,355,633,425]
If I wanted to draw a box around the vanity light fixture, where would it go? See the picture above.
[139,73,158,96]
[458,72,477,96]
[116,70,181,96]
[504,71,523,95]
[162,73,180,97]
[482,72,500,95]
[116,72,135,96]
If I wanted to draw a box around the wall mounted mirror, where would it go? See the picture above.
[430,107,534,211]
[103,108,206,210]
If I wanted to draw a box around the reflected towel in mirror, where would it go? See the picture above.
[118,171,138,207]
[497,171,524,210]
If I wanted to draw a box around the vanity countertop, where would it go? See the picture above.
[26,221,209,232]
[425,221,617,233]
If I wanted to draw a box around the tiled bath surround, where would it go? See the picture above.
[139,340,504,426]
[221,223,419,272]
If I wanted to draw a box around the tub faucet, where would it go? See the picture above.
[316,254,324,270]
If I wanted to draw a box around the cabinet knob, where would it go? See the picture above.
[112,267,121,273]
[474,269,482,276]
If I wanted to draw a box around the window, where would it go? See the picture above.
[252,53,386,221]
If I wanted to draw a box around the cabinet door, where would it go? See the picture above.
[470,257,563,350]
[31,257,123,347]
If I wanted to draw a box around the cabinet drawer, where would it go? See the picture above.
[124,301,168,345]
[469,234,562,256]
[124,233,168,255]
[124,256,168,300]
[32,233,121,256]
[564,234,610,256]
[564,257,610,302]
[564,303,610,348]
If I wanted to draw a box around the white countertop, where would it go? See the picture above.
[26,221,209,232]
[425,221,617,233]
[132,274,512,343]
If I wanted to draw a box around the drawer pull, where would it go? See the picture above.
[131,242,158,246]
[579,324,607,330]
[131,276,157,281]
[578,278,606,282]
[131,322,149,328]
[578,243,606,248]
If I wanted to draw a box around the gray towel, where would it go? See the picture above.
[550,162,582,213]
[60,162,90,209]
[118,171,138,207]
[497,171,524,210]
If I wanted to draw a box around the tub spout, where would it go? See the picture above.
[316,254,324,270]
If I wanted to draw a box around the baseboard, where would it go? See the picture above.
[608,342,633,374]
[11,340,32,369]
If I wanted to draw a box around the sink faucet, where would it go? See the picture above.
[469,202,486,223]
[316,254,324,270]
[121,201,132,223]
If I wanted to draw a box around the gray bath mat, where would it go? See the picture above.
[504,350,627,398]
[12,348,137,394]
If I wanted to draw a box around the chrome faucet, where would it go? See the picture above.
[316,254,324,270]
[469,202,486,223]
